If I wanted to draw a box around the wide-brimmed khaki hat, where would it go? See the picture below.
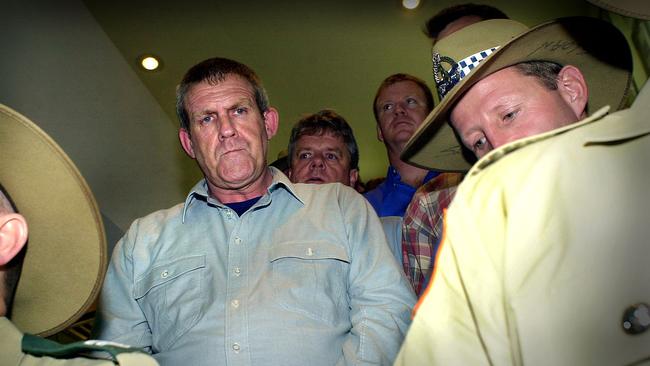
[401,16,632,171]
[0,104,106,336]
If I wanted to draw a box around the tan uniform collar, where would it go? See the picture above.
[468,106,610,176]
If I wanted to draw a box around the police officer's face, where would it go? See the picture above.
[450,66,586,158]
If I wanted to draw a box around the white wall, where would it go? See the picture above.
[0,0,200,249]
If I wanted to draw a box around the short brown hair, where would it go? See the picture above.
[176,57,269,132]
[288,110,359,170]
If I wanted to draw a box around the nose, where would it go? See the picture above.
[393,101,407,115]
[218,117,237,140]
[309,155,324,170]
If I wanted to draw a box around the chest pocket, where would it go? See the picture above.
[134,255,206,352]
[270,241,350,325]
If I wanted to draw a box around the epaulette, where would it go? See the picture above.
[22,333,147,362]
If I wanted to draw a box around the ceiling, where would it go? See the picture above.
[81,0,594,180]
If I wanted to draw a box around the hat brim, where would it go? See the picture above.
[0,105,106,336]
[402,16,632,171]
[587,0,650,20]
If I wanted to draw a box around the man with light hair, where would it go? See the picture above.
[395,6,650,364]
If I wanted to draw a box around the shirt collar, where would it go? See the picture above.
[181,167,304,222]
[385,166,401,185]
[385,165,439,187]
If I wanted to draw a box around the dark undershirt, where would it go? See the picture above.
[225,196,262,216]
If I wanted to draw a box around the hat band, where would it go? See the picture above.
[432,46,499,99]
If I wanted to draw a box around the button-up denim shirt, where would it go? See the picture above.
[94,169,416,366]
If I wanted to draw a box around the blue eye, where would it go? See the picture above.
[201,115,213,124]
[382,103,393,112]
[299,152,312,160]
[326,153,338,160]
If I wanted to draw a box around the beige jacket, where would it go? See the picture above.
[396,83,650,365]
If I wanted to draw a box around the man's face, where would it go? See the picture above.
[375,80,430,153]
[179,75,278,193]
[450,66,582,159]
[289,132,358,187]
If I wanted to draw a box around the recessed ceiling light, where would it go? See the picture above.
[402,0,420,10]
[139,55,161,71]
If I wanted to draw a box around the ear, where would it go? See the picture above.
[287,168,293,181]
[349,169,359,188]
[0,214,28,266]
[263,107,279,139]
[179,128,196,159]
[556,65,589,119]
[376,124,384,143]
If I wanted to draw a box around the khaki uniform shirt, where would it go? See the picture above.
[396,83,650,365]
[0,317,158,365]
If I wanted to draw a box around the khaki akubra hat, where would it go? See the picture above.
[401,16,632,172]
[0,104,106,336]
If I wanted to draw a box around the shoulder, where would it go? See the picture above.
[293,182,364,203]
[114,203,185,255]
[363,180,387,200]
[292,183,377,224]
[413,173,463,204]
[126,202,185,233]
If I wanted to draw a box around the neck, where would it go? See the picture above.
[387,151,429,188]
[208,168,273,204]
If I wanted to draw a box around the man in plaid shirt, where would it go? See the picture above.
[401,172,463,295]
[400,3,507,296]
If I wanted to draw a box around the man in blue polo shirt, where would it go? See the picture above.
[364,73,439,217]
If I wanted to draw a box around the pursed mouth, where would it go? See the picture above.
[306,177,325,183]
[222,148,245,155]
[393,120,414,128]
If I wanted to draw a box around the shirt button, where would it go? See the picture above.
[160,270,169,278]
[306,247,314,256]
[232,343,240,352]
[225,211,233,219]
[231,299,240,308]
[622,303,650,335]
[234,267,241,276]
[234,237,242,245]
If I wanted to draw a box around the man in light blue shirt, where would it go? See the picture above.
[93,57,415,366]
